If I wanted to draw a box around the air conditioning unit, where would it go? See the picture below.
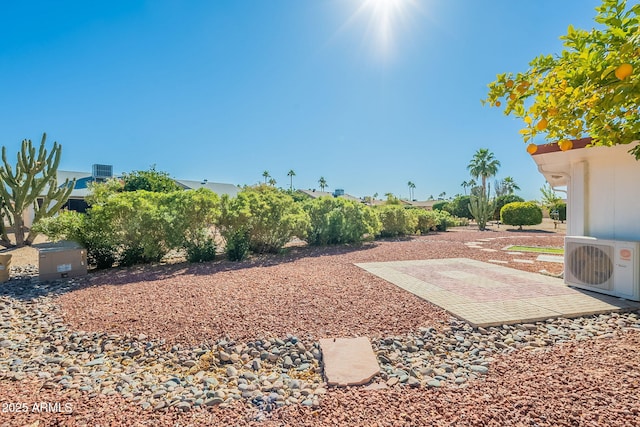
[564,236,640,301]
[92,164,113,180]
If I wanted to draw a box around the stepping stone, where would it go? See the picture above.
[513,259,535,264]
[319,337,379,387]
[488,259,509,264]
[480,248,498,252]
[537,254,564,263]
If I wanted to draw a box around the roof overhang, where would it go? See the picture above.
[530,138,640,188]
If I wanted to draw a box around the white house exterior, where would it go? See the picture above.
[531,138,640,241]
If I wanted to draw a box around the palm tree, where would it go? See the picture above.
[262,170,270,184]
[287,169,296,190]
[501,176,520,194]
[438,191,446,200]
[407,181,416,201]
[467,148,501,196]
[461,180,468,195]
[461,180,476,195]
[318,176,327,192]
[268,178,277,186]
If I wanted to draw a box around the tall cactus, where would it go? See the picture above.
[468,192,496,231]
[0,133,75,247]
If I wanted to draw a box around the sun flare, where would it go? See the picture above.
[356,0,418,59]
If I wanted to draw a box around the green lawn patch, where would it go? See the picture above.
[506,245,564,255]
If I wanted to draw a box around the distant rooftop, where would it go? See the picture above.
[47,170,240,198]
[175,179,240,197]
[298,189,360,202]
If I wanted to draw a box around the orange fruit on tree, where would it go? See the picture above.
[615,63,633,80]
[536,118,548,131]
[558,139,573,151]
[506,80,514,88]
[495,100,501,107]
[526,143,538,154]
[509,93,517,100]
[517,82,530,93]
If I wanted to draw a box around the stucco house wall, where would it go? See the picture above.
[532,139,640,241]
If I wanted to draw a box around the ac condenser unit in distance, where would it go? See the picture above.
[564,236,640,301]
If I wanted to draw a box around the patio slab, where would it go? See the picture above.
[355,258,640,327]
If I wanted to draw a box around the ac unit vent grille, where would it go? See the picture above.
[92,164,113,179]
[567,243,613,288]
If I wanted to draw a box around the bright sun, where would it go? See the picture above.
[354,0,417,59]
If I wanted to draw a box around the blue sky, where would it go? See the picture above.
[1,0,602,201]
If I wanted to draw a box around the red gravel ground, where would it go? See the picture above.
[10,228,634,426]
[57,230,565,345]
[3,332,639,426]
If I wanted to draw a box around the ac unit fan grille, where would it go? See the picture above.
[568,244,613,287]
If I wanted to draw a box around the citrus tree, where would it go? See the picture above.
[485,0,640,158]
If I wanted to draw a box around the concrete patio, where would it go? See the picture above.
[356,258,640,327]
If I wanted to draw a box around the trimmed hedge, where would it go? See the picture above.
[494,194,524,220]
[500,201,543,230]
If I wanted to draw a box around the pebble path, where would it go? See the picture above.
[2,265,639,413]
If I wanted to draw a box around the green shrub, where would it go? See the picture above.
[36,186,221,268]
[410,209,439,234]
[92,190,171,265]
[225,227,251,261]
[163,188,221,258]
[376,205,417,237]
[444,195,472,219]
[288,189,312,203]
[432,209,452,231]
[494,194,525,220]
[185,238,216,263]
[500,202,543,230]
[219,185,309,253]
[446,215,470,227]
[432,201,449,211]
[121,166,181,193]
[33,210,118,269]
[303,196,380,245]
[119,246,149,267]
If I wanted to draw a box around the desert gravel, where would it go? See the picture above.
[2,331,639,426]
[57,231,565,345]
[4,229,640,426]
